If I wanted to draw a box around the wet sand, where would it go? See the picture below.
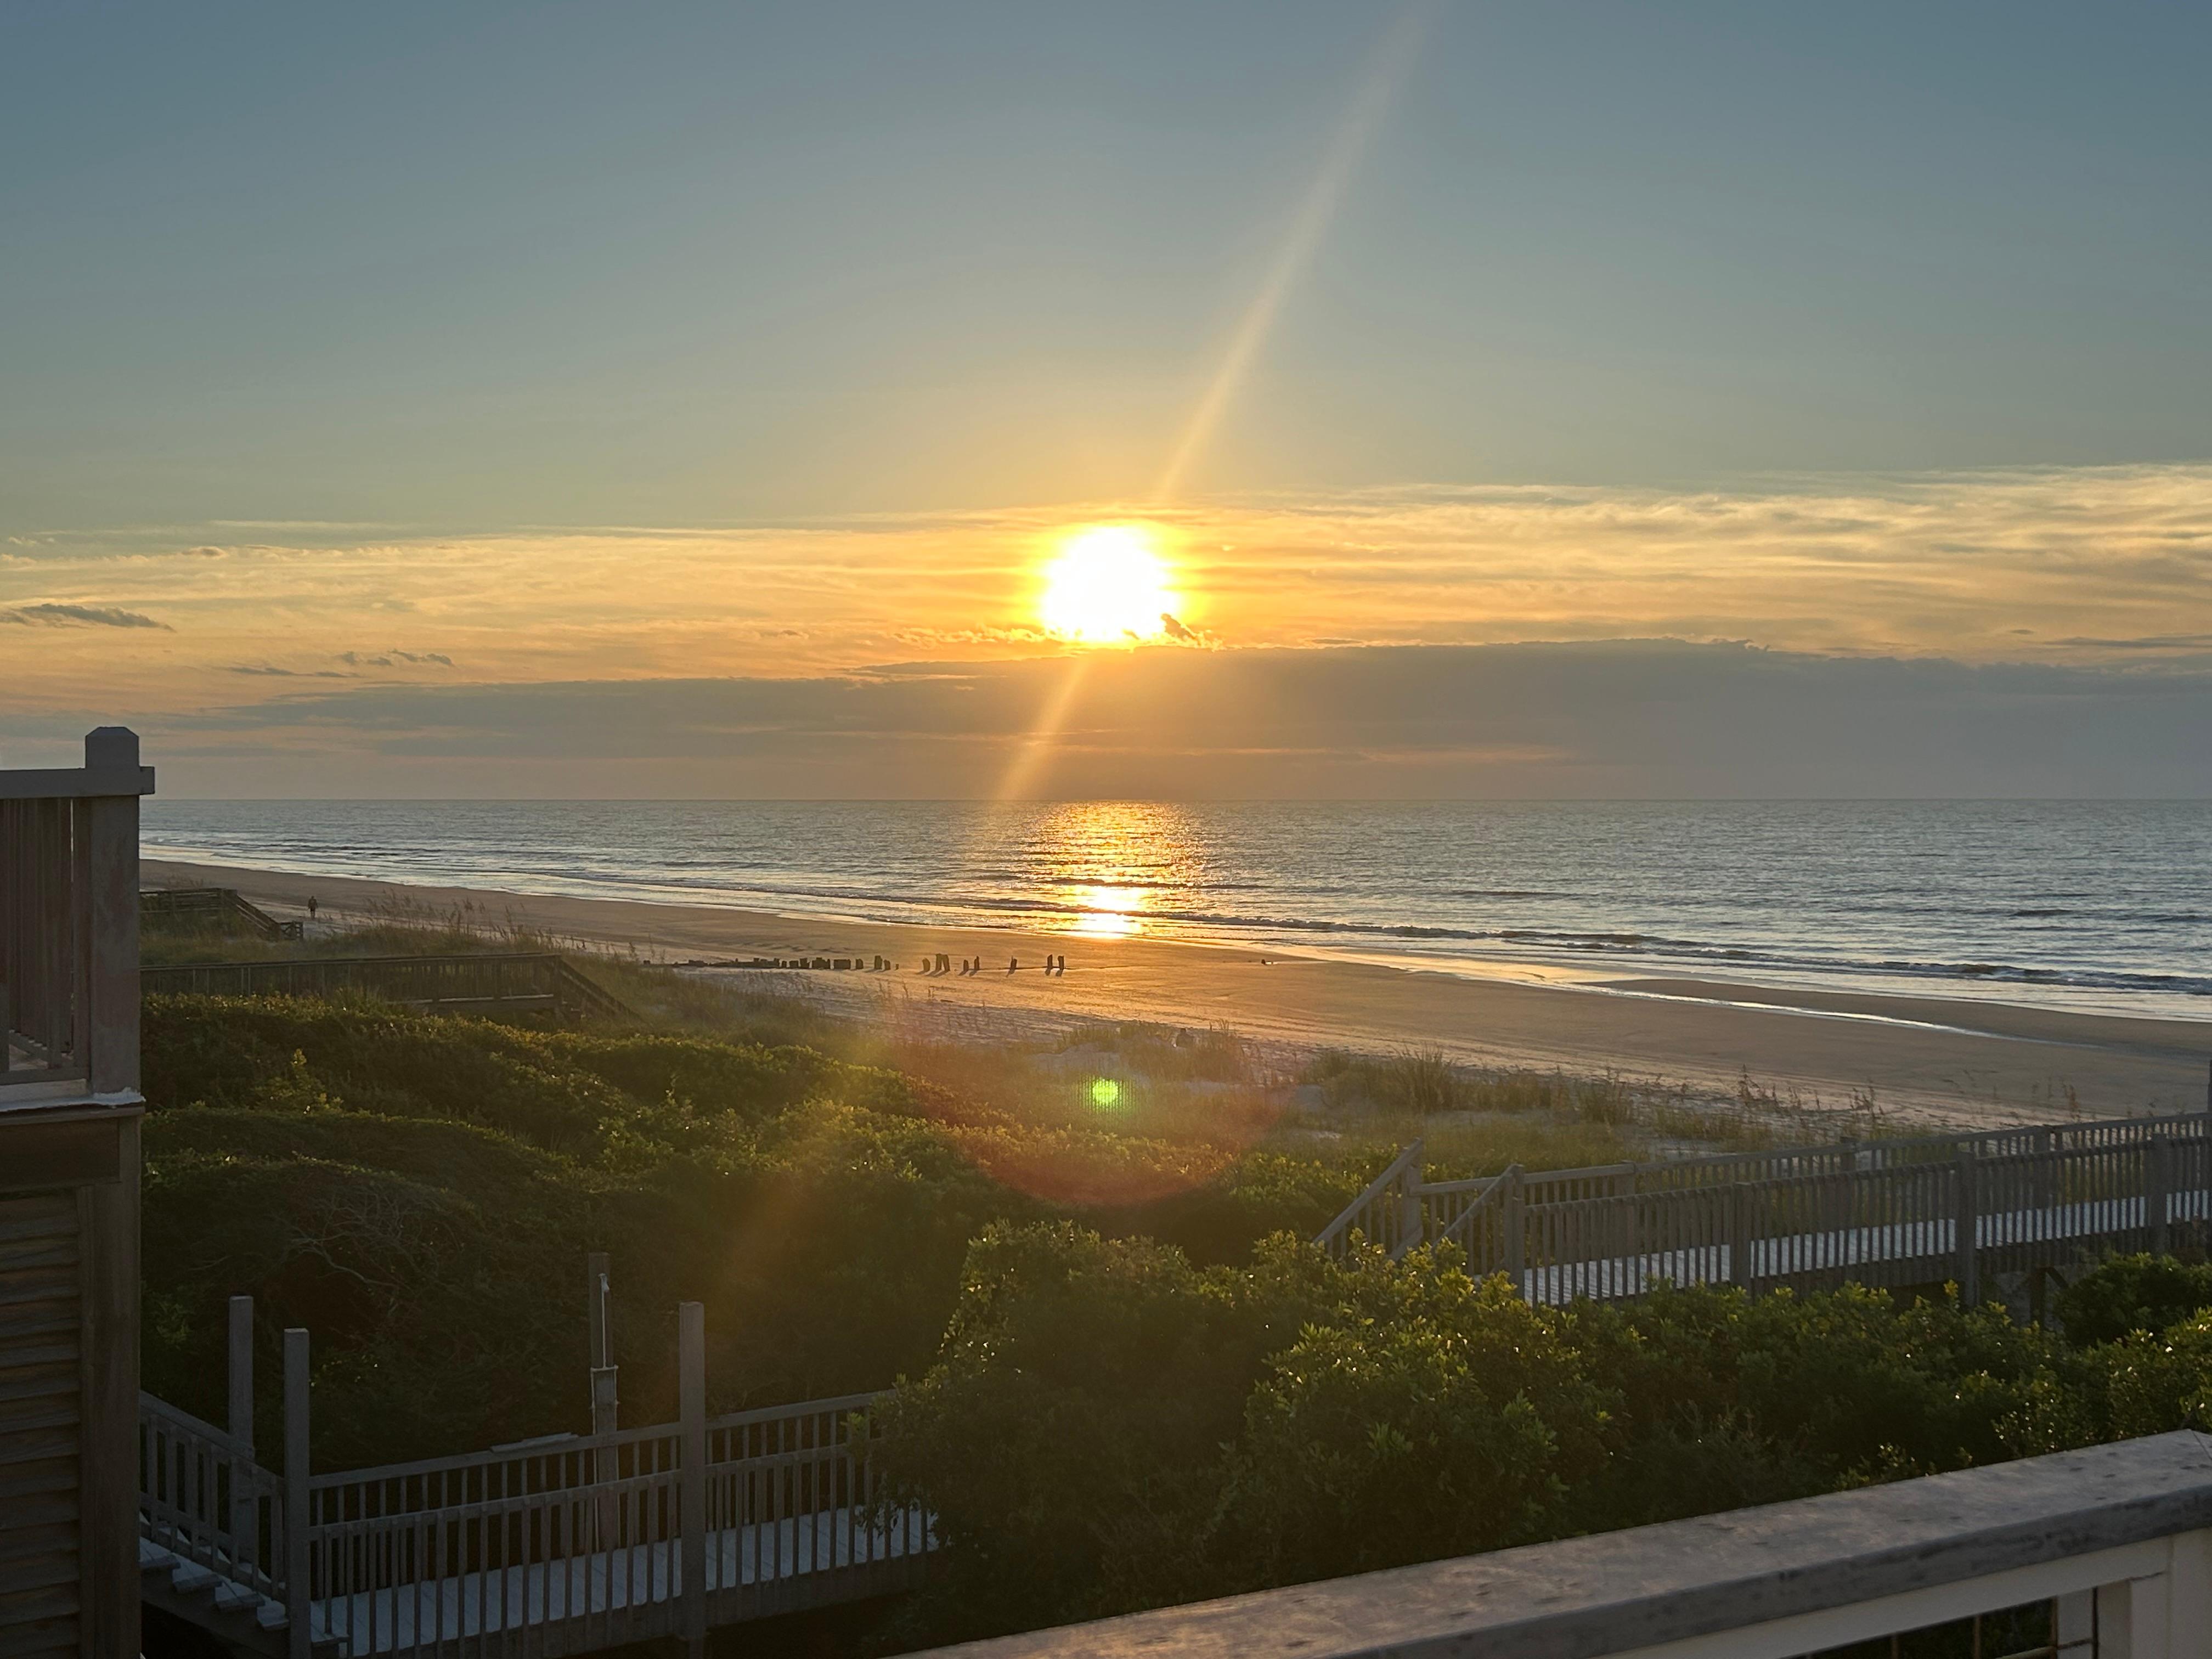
[144,858,2212,1130]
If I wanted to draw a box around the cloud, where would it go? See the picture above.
[2,603,170,629]
[21,460,2212,753]
[336,650,455,668]
[225,665,357,679]
[2051,634,2212,651]
[160,640,2212,798]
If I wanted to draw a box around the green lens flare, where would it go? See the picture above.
[1088,1076,1122,1109]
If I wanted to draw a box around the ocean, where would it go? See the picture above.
[140,799,2212,1019]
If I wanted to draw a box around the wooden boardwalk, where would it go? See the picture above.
[139,1329,929,1659]
[306,1504,929,1656]
[1317,1108,2212,1305]
[140,951,634,1025]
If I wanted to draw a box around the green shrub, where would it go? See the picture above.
[2056,1254,2212,1347]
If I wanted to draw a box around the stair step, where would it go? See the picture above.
[172,1561,219,1593]
[256,1600,290,1630]
[212,1580,262,1612]
[138,1540,179,1575]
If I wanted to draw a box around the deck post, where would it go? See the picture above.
[1502,1165,1526,1300]
[1400,1139,1426,1254]
[228,1296,256,1576]
[283,1328,311,1659]
[82,727,142,1098]
[2148,1136,2172,1256]
[1726,1184,1753,1290]
[588,1252,619,1547]
[1954,1148,1980,1307]
[680,1301,708,1658]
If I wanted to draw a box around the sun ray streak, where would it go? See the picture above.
[1152,2,1437,503]
[992,653,1094,803]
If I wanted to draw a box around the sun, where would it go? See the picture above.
[1038,526,1176,642]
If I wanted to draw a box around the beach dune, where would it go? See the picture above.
[145,858,2212,1132]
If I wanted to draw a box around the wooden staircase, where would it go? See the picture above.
[138,1538,296,1655]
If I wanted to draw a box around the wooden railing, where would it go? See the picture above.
[894,1432,2212,1659]
[307,1417,690,1655]
[1312,1140,1426,1258]
[140,1303,926,1658]
[139,1395,284,1600]
[140,951,635,1025]
[2,729,153,1102]
[140,887,299,942]
[1317,1108,2212,1305]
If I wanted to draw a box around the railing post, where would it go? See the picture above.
[588,1253,619,1548]
[679,1301,708,1658]
[228,1296,255,1576]
[2149,1135,2172,1255]
[82,726,142,1097]
[1726,1183,1753,1290]
[1502,1165,1526,1301]
[1400,1138,1426,1254]
[283,1328,311,1659]
[1954,1148,1979,1307]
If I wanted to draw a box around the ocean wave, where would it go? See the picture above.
[140,801,2212,1013]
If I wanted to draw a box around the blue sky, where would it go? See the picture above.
[10,2,2211,526]
[4,4,2210,794]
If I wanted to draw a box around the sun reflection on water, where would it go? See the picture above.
[1074,883,1144,936]
[1033,802,1199,939]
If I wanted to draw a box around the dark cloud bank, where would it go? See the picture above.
[162,641,2212,797]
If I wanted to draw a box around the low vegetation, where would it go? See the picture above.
[138,992,1386,1468]
[135,961,2212,1654]
[866,1238,2212,1645]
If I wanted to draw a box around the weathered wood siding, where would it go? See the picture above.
[0,1192,82,1659]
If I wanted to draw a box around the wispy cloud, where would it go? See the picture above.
[337,650,455,668]
[2,602,169,629]
[12,463,2212,773]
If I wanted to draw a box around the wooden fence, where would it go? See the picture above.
[139,952,635,1025]
[138,1304,926,1659]
[1317,1109,2212,1305]
[140,887,300,941]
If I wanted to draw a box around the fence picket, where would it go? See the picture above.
[1316,1106,2212,1307]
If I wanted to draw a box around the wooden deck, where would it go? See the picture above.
[1515,1187,2212,1304]
[139,1362,928,1659]
[310,1505,929,1656]
[1318,1108,2212,1305]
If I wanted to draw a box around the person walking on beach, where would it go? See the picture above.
[307,895,319,924]
[1007,956,1018,973]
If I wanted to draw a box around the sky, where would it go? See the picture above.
[5,2,2211,797]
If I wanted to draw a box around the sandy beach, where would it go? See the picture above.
[145,857,2212,1131]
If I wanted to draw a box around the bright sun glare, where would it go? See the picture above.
[1039,526,1176,642]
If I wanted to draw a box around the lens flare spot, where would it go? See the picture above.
[1088,1076,1124,1110]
